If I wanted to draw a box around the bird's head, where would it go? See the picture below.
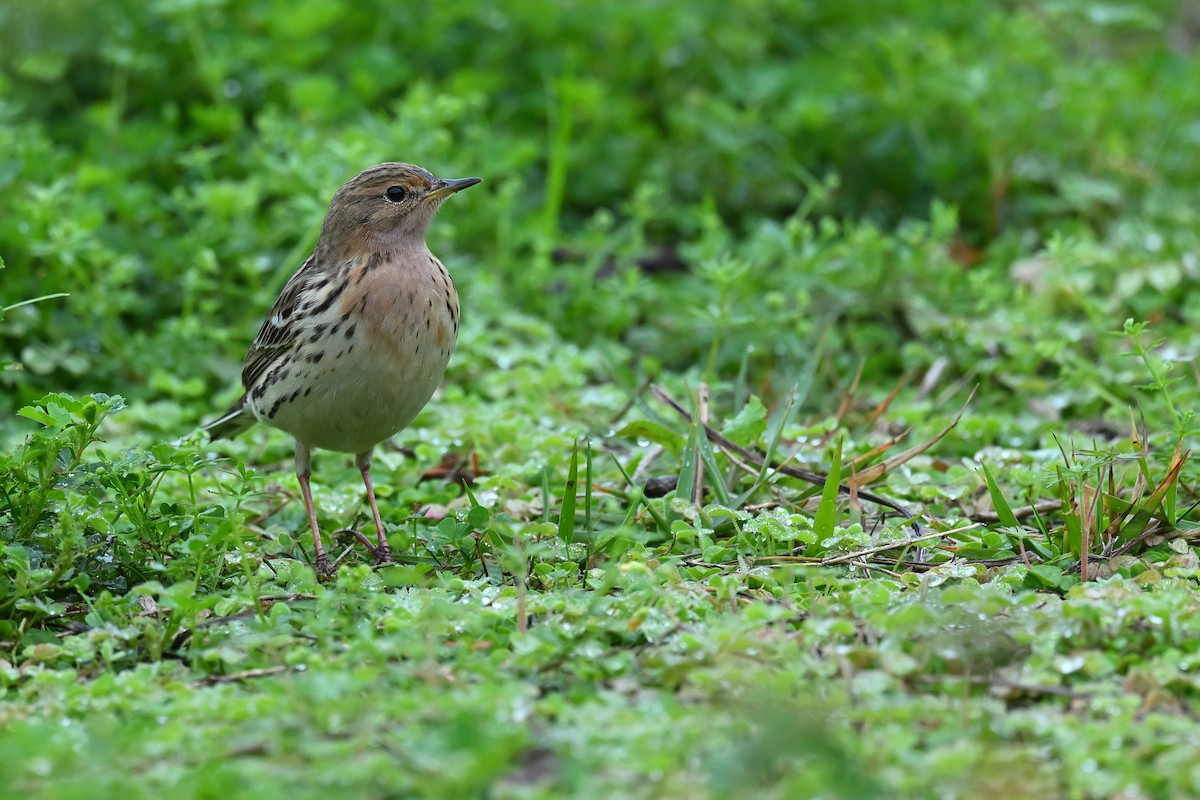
[319,162,481,251]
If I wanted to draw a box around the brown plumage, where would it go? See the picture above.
[206,163,480,576]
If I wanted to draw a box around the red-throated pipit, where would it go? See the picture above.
[205,162,480,576]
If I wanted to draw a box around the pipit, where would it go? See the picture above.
[205,162,480,576]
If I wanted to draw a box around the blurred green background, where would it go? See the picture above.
[4,0,1200,438]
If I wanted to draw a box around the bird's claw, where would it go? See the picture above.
[332,528,393,567]
[314,552,335,579]
[333,528,376,551]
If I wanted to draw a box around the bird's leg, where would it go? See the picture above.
[296,442,333,577]
[355,449,393,565]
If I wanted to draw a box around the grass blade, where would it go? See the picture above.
[979,461,1020,529]
[558,438,579,544]
[813,435,843,548]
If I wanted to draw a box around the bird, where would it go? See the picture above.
[204,162,481,576]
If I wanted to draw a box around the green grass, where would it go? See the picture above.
[5,0,1200,797]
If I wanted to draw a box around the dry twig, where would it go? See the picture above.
[652,385,922,531]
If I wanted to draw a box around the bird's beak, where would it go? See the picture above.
[427,177,482,201]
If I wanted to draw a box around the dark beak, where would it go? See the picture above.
[427,176,482,201]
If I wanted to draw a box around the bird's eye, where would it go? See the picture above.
[384,186,407,203]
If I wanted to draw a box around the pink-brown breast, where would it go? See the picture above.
[252,246,459,454]
[341,247,459,365]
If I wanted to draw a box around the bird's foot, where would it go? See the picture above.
[334,528,376,551]
[373,542,393,567]
[314,551,335,579]
[332,529,393,566]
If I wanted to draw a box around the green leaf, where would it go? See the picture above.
[978,461,1019,528]
[15,405,57,428]
[557,439,578,544]
[583,436,594,546]
[1055,466,1083,556]
[676,412,701,504]
[697,430,731,506]
[1027,564,1064,589]
[466,504,490,528]
[16,51,68,82]
[614,420,682,453]
[812,436,843,547]
[612,454,668,533]
[377,564,434,587]
[721,394,766,446]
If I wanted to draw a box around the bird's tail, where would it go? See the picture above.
[203,396,256,440]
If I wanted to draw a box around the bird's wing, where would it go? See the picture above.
[203,395,255,439]
[241,254,322,390]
